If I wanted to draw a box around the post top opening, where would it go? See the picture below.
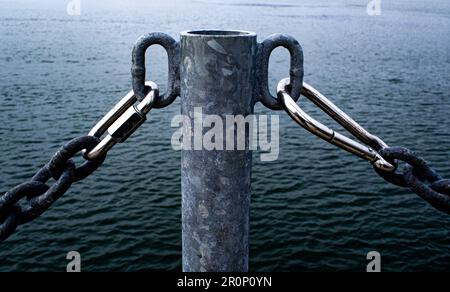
[181,30,256,38]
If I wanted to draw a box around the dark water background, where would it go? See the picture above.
[0,0,449,271]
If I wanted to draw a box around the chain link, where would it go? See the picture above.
[1,60,449,244]
[0,136,104,241]
[0,80,160,242]
[374,147,450,215]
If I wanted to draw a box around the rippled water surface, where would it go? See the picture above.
[1,0,449,271]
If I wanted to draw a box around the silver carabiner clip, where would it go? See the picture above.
[84,81,158,160]
[277,78,395,172]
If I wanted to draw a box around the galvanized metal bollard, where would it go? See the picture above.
[180,30,256,272]
[131,30,303,272]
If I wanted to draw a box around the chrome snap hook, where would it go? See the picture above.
[277,78,395,172]
[85,81,159,160]
[257,34,304,110]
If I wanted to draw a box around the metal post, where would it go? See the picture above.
[180,30,257,272]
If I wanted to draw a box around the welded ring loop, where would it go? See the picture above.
[0,181,49,215]
[47,136,105,182]
[0,180,49,241]
[0,205,21,241]
[375,147,442,187]
[20,160,75,224]
[404,165,450,215]
[131,32,180,108]
[257,33,304,110]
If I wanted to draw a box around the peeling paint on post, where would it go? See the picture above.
[180,30,257,272]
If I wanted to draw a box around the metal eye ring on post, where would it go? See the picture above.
[257,33,304,110]
[131,32,180,108]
